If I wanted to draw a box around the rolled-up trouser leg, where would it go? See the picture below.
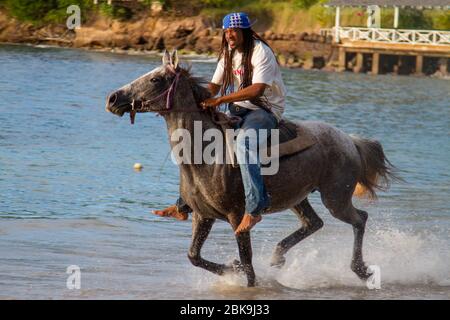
[236,109,278,216]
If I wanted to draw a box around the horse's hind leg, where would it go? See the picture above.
[350,209,371,280]
[271,198,324,268]
[321,190,372,280]
[188,212,231,275]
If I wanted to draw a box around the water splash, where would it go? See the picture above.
[255,227,450,291]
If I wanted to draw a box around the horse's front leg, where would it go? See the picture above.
[187,212,230,275]
[228,214,256,287]
[235,231,256,287]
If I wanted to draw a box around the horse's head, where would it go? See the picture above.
[106,50,210,123]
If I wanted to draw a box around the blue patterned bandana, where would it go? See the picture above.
[222,12,254,29]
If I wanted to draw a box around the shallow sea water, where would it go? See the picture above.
[0,44,449,299]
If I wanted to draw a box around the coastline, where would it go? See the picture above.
[1,9,447,78]
[0,9,336,71]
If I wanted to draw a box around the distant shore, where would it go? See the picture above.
[1,9,448,78]
[0,9,337,71]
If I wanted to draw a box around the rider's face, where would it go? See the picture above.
[225,28,244,51]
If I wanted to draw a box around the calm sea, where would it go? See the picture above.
[0,44,449,299]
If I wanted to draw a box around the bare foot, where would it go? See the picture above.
[235,213,262,234]
[152,205,188,221]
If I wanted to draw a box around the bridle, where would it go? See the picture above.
[128,68,176,121]
[128,66,239,127]
[129,67,209,124]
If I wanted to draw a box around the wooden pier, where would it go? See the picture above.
[324,1,450,76]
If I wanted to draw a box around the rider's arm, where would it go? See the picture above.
[217,83,267,105]
[208,83,221,97]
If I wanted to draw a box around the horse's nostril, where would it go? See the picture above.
[108,93,118,105]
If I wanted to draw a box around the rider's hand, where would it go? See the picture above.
[200,97,222,109]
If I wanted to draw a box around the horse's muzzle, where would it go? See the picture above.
[105,92,131,117]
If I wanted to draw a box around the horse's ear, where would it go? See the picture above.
[162,49,170,65]
[171,50,179,69]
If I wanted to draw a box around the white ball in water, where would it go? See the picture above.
[133,163,143,171]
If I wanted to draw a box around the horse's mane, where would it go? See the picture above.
[179,65,212,106]
[177,65,229,129]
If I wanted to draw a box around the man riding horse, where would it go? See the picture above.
[106,13,396,287]
[154,12,286,234]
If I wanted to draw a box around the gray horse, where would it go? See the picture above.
[106,51,396,287]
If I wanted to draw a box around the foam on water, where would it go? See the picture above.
[269,227,448,290]
[178,222,450,299]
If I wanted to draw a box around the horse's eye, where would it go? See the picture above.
[150,77,160,83]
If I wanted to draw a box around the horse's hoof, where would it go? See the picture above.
[223,259,244,274]
[231,259,245,273]
[270,255,286,269]
[351,262,372,280]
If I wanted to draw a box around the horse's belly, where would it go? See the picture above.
[264,146,322,211]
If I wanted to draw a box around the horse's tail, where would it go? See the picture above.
[350,135,399,199]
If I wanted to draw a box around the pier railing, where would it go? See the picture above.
[321,27,450,46]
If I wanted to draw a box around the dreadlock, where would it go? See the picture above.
[218,28,276,111]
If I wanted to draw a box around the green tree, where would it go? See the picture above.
[99,3,133,20]
[399,8,433,29]
[293,0,319,9]
[432,11,450,30]
[5,0,57,22]
[4,0,93,24]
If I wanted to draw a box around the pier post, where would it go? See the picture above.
[338,47,346,72]
[415,55,423,75]
[354,52,363,73]
[394,6,399,29]
[335,6,341,43]
[372,52,380,75]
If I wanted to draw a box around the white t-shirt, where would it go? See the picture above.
[211,40,286,121]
